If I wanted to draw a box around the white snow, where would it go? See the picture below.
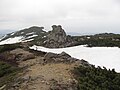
[87,37,90,39]
[30,45,120,72]
[23,39,34,42]
[26,32,35,35]
[0,35,7,41]
[26,35,38,39]
[10,32,15,36]
[0,36,23,45]
[43,41,46,43]
[0,36,34,45]
[21,32,24,34]
[42,36,47,38]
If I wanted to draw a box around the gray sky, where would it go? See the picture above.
[0,0,120,34]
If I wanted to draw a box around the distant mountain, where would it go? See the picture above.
[0,26,47,45]
[1,25,120,48]
[0,25,77,48]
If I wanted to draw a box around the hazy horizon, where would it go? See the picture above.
[0,0,120,34]
[0,26,120,36]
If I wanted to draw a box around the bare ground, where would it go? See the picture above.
[9,49,81,90]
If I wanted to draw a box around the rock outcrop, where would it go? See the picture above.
[42,51,90,67]
[49,25,67,43]
[0,25,78,48]
[44,25,77,48]
[10,48,35,61]
[43,51,80,64]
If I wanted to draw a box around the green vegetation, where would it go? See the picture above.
[73,33,120,47]
[74,65,120,90]
[0,61,19,78]
[0,44,22,53]
[0,61,20,87]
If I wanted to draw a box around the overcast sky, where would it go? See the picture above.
[0,0,120,34]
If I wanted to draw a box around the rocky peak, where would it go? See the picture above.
[49,25,67,42]
[52,25,63,32]
[0,25,77,48]
[42,25,78,48]
[45,25,67,48]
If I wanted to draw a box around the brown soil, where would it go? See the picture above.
[8,49,81,90]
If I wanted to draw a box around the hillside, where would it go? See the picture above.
[0,25,77,48]
[1,25,120,48]
[0,25,120,89]
[72,33,120,47]
[0,44,86,90]
[0,44,120,90]
[0,26,47,45]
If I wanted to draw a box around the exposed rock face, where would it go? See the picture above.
[43,25,78,48]
[45,25,67,48]
[50,25,67,43]
[0,48,35,65]
[10,48,35,61]
[42,51,91,67]
[43,51,79,64]
[0,25,77,48]
[58,51,71,59]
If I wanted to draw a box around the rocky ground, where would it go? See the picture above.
[0,47,89,90]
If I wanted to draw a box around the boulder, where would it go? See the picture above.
[43,51,79,64]
[58,52,71,59]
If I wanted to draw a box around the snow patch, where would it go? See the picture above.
[23,39,34,42]
[43,41,46,43]
[26,35,38,39]
[30,45,120,72]
[43,36,46,38]
[0,36,23,45]
[0,35,7,41]
[10,32,15,36]
[21,32,24,34]
[0,36,35,45]
[42,36,47,38]
[87,37,90,39]
[26,32,35,35]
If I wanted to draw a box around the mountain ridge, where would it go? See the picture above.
[0,26,120,90]
[0,25,77,48]
[1,25,120,48]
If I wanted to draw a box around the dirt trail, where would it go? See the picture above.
[8,49,80,90]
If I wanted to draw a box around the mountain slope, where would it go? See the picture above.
[0,25,76,48]
[0,26,47,45]
[1,25,120,48]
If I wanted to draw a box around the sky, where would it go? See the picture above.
[0,0,120,35]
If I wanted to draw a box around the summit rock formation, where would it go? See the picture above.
[44,25,76,48]
[0,25,77,48]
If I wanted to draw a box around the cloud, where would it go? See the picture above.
[0,0,120,34]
